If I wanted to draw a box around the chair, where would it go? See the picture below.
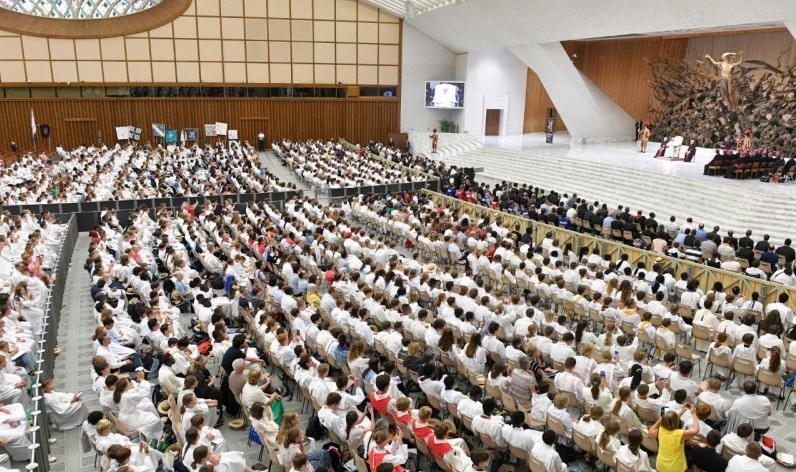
[596,445,617,469]
[353,450,370,472]
[546,413,567,439]
[757,368,785,408]
[730,357,756,387]
[635,403,661,425]
[105,408,141,441]
[704,348,731,381]
[528,454,546,472]
[676,343,702,376]
[615,458,636,472]
[479,431,508,452]
[691,324,712,351]
[721,443,743,460]
[640,428,658,453]
[572,428,594,455]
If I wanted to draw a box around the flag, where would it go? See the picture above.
[30,108,37,143]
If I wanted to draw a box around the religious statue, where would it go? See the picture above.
[705,51,744,112]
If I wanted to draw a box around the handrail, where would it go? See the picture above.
[26,214,77,472]
[421,189,796,309]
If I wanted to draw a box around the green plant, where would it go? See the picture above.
[439,119,457,133]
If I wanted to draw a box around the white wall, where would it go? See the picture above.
[459,48,527,136]
[400,23,458,133]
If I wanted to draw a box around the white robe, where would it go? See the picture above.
[0,403,30,461]
[117,388,162,442]
[43,391,89,430]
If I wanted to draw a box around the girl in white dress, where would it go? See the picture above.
[707,333,732,379]
[614,429,654,472]
[190,445,254,472]
[113,378,162,442]
[188,413,227,453]
[42,378,88,431]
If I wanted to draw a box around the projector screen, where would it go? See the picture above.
[425,81,465,109]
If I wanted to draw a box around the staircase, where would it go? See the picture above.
[439,146,796,245]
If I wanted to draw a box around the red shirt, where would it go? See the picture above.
[369,449,404,472]
[369,391,392,415]
[425,436,453,458]
[412,421,434,442]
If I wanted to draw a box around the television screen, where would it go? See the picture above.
[425,81,464,109]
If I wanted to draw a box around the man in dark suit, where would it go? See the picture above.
[754,234,772,252]
[687,430,728,472]
[776,239,796,264]
[727,229,738,249]
[737,241,755,265]
[738,230,754,250]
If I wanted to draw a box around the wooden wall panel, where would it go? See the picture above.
[523,68,567,133]
[562,37,689,121]
[1,98,399,150]
[686,30,796,74]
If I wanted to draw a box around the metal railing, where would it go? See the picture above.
[24,215,77,472]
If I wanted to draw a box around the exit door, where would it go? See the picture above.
[485,109,501,136]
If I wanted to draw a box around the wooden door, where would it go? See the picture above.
[485,109,501,136]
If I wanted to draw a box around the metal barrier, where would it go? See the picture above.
[1,191,302,232]
[24,215,77,472]
[421,189,796,309]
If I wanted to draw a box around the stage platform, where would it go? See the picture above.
[433,132,796,244]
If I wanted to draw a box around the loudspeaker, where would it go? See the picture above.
[40,124,50,139]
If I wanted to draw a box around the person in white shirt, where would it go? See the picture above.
[696,378,731,421]
[42,378,88,431]
[574,406,605,449]
[481,323,506,359]
[726,442,770,472]
[728,380,772,440]
[614,429,654,472]
[501,410,541,452]
[549,332,577,365]
[456,386,484,419]
[470,399,505,448]
[530,430,567,472]
[668,360,700,403]
[554,357,586,402]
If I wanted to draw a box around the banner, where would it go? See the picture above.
[228,130,238,140]
[115,126,130,140]
[129,126,141,141]
[152,123,166,138]
[165,129,178,143]
[184,128,199,141]
[545,116,555,144]
[204,124,217,137]
[215,122,228,136]
[30,108,37,143]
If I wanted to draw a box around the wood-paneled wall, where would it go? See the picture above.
[524,36,688,131]
[523,68,567,133]
[686,29,795,74]
[563,37,689,121]
[1,98,400,150]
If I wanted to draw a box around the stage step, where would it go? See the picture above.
[438,146,795,245]
[419,139,484,161]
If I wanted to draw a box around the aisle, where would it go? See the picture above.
[50,233,96,472]
[257,151,314,193]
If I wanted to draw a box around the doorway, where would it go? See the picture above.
[485,109,501,136]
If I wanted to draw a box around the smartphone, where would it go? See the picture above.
[600,371,606,378]
[75,391,83,398]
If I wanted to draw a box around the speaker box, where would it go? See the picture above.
[40,124,50,138]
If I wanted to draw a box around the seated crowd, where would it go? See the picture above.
[702,148,796,181]
[73,187,796,472]
[438,169,796,285]
[0,140,294,205]
[0,209,87,466]
[273,140,428,189]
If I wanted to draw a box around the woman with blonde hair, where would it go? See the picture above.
[411,406,435,442]
[574,405,605,449]
[649,405,700,472]
[546,393,575,439]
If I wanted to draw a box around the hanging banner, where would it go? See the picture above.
[184,128,199,141]
[152,123,166,138]
[215,122,228,136]
[165,129,178,143]
[228,130,238,140]
[545,116,555,144]
[129,126,142,141]
[115,126,130,140]
[204,124,217,137]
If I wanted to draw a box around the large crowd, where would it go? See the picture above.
[34,184,792,472]
[0,141,294,205]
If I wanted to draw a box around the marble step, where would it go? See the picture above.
[440,146,795,245]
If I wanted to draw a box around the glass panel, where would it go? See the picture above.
[0,0,165,19]
[56,87,81,98]
[81,86,105,97]
[4,87,30,98]
[30,87,55,97]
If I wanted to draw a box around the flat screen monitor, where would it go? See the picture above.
[425,81,465,109]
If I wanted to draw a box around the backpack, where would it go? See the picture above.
[209,273,225,290]
[305,414,327,440]
[197,338,212,356]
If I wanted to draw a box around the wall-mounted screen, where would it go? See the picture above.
[425,81,464,109]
